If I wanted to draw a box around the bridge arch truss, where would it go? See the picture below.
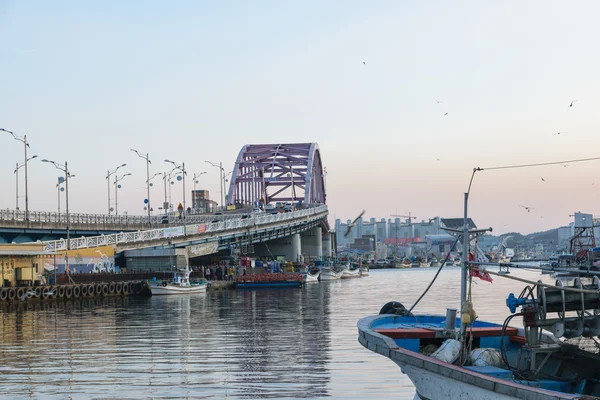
[227,143,326,206]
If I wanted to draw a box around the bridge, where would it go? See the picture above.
[2,143,330,268]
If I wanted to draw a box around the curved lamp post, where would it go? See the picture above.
[106,163,127,215]
[2,128,31,224]
[114,173,132,216]
[41,159,73,272]
[165,160,186,214]
[14,155,37,210]
[131,149,151,224]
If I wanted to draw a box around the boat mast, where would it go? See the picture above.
[460,192,469,333]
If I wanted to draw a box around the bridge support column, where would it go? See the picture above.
[322,232,332,258]
[301,226,322,261]
[254,233,301,263]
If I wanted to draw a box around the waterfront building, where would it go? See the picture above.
[0,244,55,287]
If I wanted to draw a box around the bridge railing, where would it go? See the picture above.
[0,206,318,227]
[42,205,328,252]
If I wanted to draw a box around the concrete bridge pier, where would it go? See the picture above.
[254,233,301,262]
[322,232,332,258]
[301,226,322,261]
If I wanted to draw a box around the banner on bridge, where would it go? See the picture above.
[163,226,185,238]
[187,242,219,257]
[185,224,207,235]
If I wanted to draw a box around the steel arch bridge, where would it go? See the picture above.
[227,143,326,206]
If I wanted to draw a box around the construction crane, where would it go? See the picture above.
[390,212,417,257]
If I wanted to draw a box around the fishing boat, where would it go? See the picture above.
[320,268,341,280]
[358,205,600,399]
[341,267,361,279]
[149,266,209,295]
[419,260,431,268]
[360,266,370,276]
[430,258,442,268]
[399,258,413,268]
[304,269,320,283]
[443,258,455,266]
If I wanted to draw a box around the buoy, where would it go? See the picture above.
[42,287,50,296]
[81,285,88,297]
[65,286,73,299]
[74,285,82,298]
[87,284,95,297]
[102,284,109,296]
[17,288,25,298]
[58,286,66,298]
[8,288,16,300]
[108,282,115,295]
[115,282,123,295]
[34,287,42,296]
[0,288,7,301]
[95,284,103,296]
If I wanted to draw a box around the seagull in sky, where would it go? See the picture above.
[569,100,578,108]
[437,101,443,104]
[554,132,563,135]
[344,210,366,238]
[444,112,448,116]
[436,158,441,161]
[363,61,366,65]
[519,205,534,213]
[562,164,569,168]
[541,177,545,182]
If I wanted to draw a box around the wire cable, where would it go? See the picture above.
[408,237,460,314]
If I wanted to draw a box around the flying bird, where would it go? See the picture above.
[541,177,545,182]
[519,205,534,213]
[362,61,366,65]
[554,132,563,135]
[562,164,569,168]
[437,101,443,104]
[344,210,366,238]
[436,158,441,161]
[444,112,448,116]
[569,100,578,108]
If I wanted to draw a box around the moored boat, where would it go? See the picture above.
[304,269,320,283]
[149,267,209,295]
[340,267,361,279]
[360,266,369,276]
[320,267,341,280]
[359,203,600,399]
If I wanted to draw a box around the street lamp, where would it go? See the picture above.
[114,173,132,216]
[105,163,127,215]
[2,128,31,223]
[165,160,187,214]
[41,159,73,272]
[205,160,224,209]
[131,149,151,224]
[13,155,37,210]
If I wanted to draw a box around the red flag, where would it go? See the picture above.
[470,267,493,283]
[469,252,475,261]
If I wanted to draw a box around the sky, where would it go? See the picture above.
[1,1,600,235]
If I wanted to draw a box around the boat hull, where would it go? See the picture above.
[360,268,369,276]
[341,269,361,279]
[358,315,579,400]
[320,270,341,280]
[305,271,320,283]
[150,283,208,295]
[234,281,303,289]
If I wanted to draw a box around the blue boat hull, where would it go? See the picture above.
[234,281,303,289]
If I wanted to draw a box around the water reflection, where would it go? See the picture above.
[0,269,546,399]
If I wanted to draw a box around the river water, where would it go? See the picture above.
[0,267,547,399]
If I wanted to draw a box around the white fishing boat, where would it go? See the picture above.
[360,266,369,276]
[304,269,320,283]
[149,267,209,295]
[341,267,361,279]
[419,260,431,268]
[319,268,341,281]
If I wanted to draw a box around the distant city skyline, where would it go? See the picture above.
[2,1,600,235]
